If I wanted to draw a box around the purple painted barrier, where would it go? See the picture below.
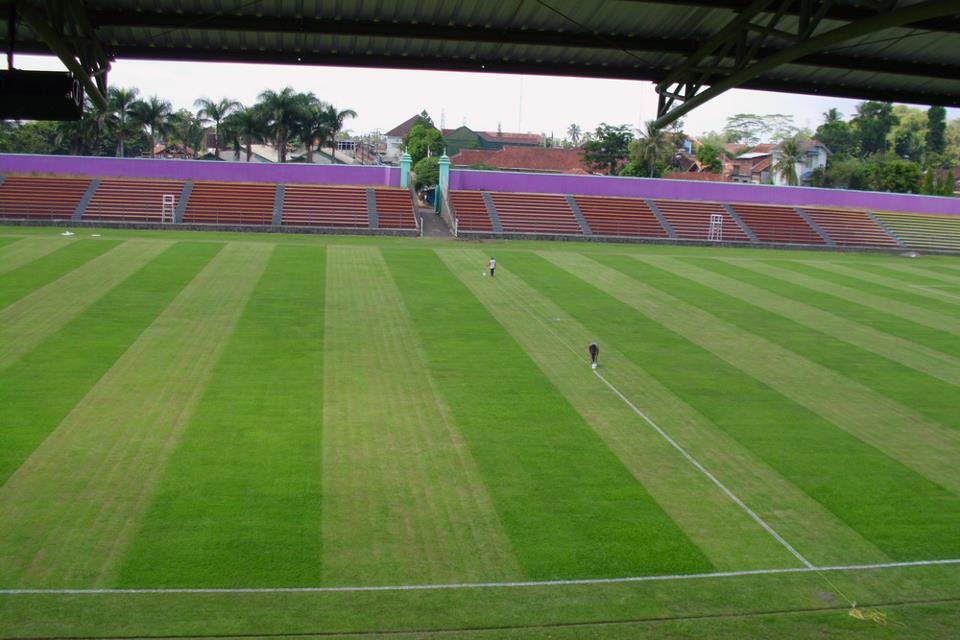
[449,170,960,216]
[0,154,400,186]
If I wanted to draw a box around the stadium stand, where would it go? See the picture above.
[654,199,751,242]
[871,211,960,252]
[800,207,900,248]
[374,187,416,229]
[281,184,368,227]
[0,175,90,219]
[729,203,825,245]
[83,178,184,222]
[449,190,494,232]
[574,195,669,238]
[183,181,275,225]
[489,191,582,235]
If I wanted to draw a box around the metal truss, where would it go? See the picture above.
[9,0,110,109]
[653,0,957,129]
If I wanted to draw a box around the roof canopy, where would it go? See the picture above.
[2,1,958,122]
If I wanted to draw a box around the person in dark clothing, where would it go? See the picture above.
[588,342,599,369]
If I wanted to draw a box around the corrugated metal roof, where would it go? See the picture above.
[2,0,958,107]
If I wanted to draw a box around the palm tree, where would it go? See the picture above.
[107,86,140,157]
[774,136,805,186]
[224,106,267,162]
[194,97,240,160]
[257,88,306,162]
[823,107,843,124]
[567,123,582,146]
[130,96,173,157]
[165,109,206,158]
[634,121,674,177]
[292,95,331,163]
[321,105,357,164]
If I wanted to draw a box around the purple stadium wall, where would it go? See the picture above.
[449,169,960,216]
[0,154,400,186]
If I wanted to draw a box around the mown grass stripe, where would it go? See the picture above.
[0,239,174,371]
[0,238,65,275]
[804,261,960,311]
[438,247,806,571]
[116,245,325,588]
[382,248,713,580]
[0,239,121,310]
[701,257,960,363]
[501,252,888,568]
[755,260,960,337]
[0,241,223,487]
[633,256,960,429]
[321,247,520,586]
[0,243,271,589]
[535,251,960,560]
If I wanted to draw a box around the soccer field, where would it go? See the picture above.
[1,226,959,638]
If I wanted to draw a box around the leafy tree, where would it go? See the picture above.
[852,101,898,156]
[941,170,955,196]
[814,109,858,157]
[696,142,724,173]
[888,105,926,161]
[566,123,582,146]
[416,109,434,129]
[582,123,634,175]
[404,122,444,164]
[723,113,797,146]
[866,157,921,193]
[413,156,440,190]
[322,105,358,163]
[257,88,305,162]
[926,105,947,157]
[921,169,936,195]
[107,86,140,157]
[194,96,241,160]
[945,119,960,167]
[130,96,173,157]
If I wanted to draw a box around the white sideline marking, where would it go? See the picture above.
[2,559,958,595]
[593,370,815,569]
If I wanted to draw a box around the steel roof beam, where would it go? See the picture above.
[623,0,960,34]
[11,42,952,108]
[653,0,960,128]
[70,12,960,82]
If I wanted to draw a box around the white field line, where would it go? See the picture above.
[2,559,958,595]
[592,370,815,569]
[480,260,814,570]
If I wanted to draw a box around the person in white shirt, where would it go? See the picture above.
[488,258,496,277]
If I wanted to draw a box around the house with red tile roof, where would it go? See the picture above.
[450,147,590,174]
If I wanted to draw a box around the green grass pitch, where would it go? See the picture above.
[1,225,959,638]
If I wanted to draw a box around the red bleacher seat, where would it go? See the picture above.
[281,184,368,227]
[375,188,416,229]
[574,195,668,237]
[654,199,750,242]
[0,175,90,219]
[490,192,582,235]
[730,203,824,245]
[183,181,275,225]
[83,178,184,222]
[800,207,899,247]
[450,191,493,231]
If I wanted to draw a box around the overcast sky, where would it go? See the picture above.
[10,54,960,139]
